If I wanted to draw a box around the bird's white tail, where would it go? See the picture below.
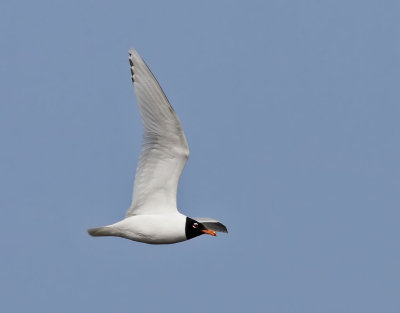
[87,226,114,237]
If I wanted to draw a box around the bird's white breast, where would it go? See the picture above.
[110,213,187,244]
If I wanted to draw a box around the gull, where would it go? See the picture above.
[88,49,227,244]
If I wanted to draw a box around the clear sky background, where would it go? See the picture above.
[1,1,399,312]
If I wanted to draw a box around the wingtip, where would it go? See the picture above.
[129,48,138,58]
[129,49,137,82]
[219,223,229,233]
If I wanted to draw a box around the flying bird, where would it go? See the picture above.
[88,49,227,244]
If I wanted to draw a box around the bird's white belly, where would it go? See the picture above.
[111,214,187,244]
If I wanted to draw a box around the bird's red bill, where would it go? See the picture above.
[202,229,217,236]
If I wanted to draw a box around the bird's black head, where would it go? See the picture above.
[185,217,216,240]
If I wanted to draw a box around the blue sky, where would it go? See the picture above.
[1,0,399,312]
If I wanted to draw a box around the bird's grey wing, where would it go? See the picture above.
[195,218,228,233]
[126,49,189,216]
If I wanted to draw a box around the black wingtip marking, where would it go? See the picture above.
[129,56,135,82]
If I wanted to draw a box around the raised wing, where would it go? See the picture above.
[126,49,189,216]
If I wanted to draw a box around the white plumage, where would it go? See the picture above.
[127,49,189,216]
[88,49,227,244]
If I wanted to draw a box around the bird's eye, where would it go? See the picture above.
[193,223,198,229]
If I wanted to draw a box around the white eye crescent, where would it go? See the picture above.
[192,223,198,229]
